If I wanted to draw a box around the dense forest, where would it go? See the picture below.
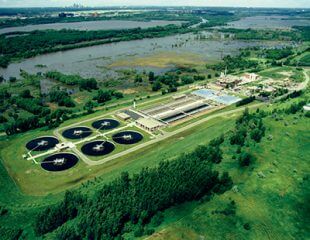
[208,53,259,73]
[219,26,310,42]
[264,47,294,60]
[149,68,206,93]
[45,71,98,90]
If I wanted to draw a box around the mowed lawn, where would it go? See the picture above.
[142,114,310,240]
[0,115,235,196]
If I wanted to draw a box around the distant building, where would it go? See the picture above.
[240,73,259,83]
[217,74,241,88]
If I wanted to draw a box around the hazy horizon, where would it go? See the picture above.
[1,0,310,8]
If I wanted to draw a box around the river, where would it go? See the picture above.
[0,20,184,35]
[226,15,310,30]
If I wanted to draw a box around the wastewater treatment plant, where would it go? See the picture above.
[22,87,244,171]
[0,5,309,240]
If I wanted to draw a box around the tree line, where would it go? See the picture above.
[45,71,98,90]
[229,109,267,167]
[149,69,207,93]
[219,26,310,42]
[264,47,293,60]
[93,89,124,104]
[0,10,200,29]
[49,89,75,108]
[230,108,266,147]
[208,54,259,73]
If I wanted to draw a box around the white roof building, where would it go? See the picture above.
[116,112,131,121]
[136,118,164,132]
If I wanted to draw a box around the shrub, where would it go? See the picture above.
[20,89,32,98]
[93,89,112,103]
[244,223,251,230]
[238,152,255,167]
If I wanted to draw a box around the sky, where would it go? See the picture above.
[0,0,310,8]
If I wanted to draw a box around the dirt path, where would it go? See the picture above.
[273,69,309,102]
[299,69,309,90]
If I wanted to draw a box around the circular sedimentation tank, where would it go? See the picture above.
[81,140,115,156]
[62,127,92,139]
[41,153,79,172]
[112,131,143,145]
[26,136,59,151]
[92,119,120,131]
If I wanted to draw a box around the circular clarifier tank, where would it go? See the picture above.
[62,127,92,139]
[112,131,143,145]
[26,136,59,151]
[41,153,79,172]
[81,140,115,156]
[92,119,120,131]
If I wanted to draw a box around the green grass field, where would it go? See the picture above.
[135,111,310,240]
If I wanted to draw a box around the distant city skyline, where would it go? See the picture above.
[1,0,310,8]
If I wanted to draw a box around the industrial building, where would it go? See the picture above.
[116,112,131,121]
[192,89,241,105]
[141,95,210,123]
[136,118,164,132]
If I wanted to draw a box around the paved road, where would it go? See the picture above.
[80,102,264,166]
